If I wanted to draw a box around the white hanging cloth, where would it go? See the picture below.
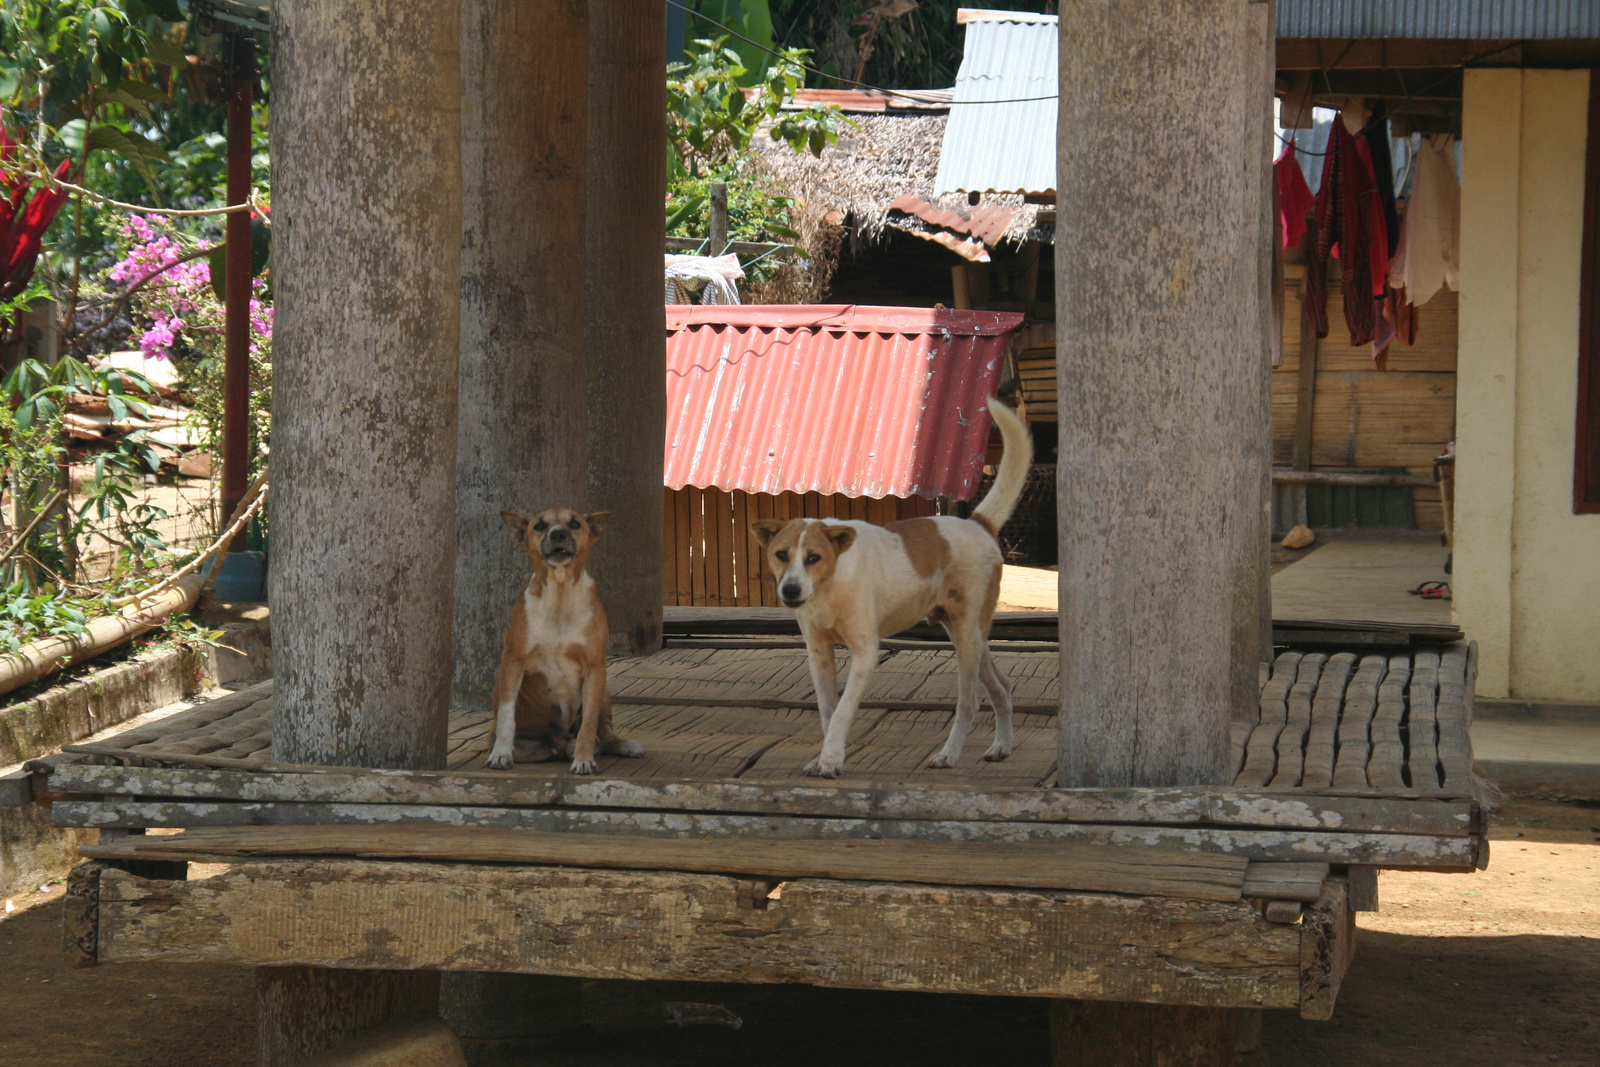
[1388,134,1459,307]
[664,253,744,306]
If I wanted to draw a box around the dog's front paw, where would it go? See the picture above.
[609,738,645,758]
[804,756,843,778]
[569,758,599,775]
[485,747,515,771]
[927,751,956,769]
[982,742,1012,762]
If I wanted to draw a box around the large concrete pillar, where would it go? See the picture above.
[263,0,462,1059]
[1051,1,1275,1060]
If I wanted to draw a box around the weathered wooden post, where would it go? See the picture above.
[263,0,463,1061]
[1052,1,1275,1062]
[442,0,664,1050]
[583,0,667,658]
[452,0,663,711]
[451,0,591,710]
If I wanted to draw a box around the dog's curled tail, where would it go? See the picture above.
[971,396,1033,540]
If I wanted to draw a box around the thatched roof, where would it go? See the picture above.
[750,111,1051,248]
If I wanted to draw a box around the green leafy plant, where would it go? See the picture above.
[668,36,844,176]
[666,36,845,284]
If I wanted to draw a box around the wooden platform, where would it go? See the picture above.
[32,624,1482,1017]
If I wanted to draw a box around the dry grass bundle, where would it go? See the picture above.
[750,110,1049,254]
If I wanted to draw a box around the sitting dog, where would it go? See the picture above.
[751,397,1031,778]
[485,507,643,774]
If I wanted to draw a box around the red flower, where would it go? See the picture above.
[0,126,75,300]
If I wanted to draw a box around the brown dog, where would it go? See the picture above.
[484,507,643,774]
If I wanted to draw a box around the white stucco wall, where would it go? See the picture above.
[1457,68,1600,704]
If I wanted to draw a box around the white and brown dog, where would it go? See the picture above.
[484,507,644,774]
[751,397,1032,778]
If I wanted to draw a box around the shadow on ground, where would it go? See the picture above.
[4,891,1598,1066]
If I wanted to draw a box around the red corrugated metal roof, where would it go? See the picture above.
[665,304,1024,501]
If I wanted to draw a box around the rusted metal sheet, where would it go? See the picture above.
[785,88,953,113]
[665,305,1023,501]
[887,194,1017,260]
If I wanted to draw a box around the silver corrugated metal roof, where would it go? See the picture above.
[1277,0,1600,39]
[934,12,1057,197]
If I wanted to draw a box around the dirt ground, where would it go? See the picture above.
[1,798,1595,1067]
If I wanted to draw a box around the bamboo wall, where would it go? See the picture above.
[663,487,938,607]
[1274,268,1459,529]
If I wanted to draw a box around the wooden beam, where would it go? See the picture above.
[1276,39,1521,71]
[1055,0,1271,793]
[1242,862,1330,903]
[1291,242,1320,472]
[57,799,1482,868]
[1272,469,1437,487]
[77,824,1254,902]
[584,0,668,657]
[46,763,1481,836]
[1299,877,1357,1020]
[86,859,1310,1009]
[271,0,465,1051]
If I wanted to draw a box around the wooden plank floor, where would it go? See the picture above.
[61,642,1478,799]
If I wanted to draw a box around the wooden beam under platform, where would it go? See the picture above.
[66,858,1357,1019]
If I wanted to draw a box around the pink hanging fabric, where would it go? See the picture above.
[1275,138,1315,250]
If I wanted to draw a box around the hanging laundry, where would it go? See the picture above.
[1305,117,1388,347]
[1389,134,1460,307]
[664,253,745,306]
[1371,284,1418,371]
[1363,100,1401,259]
[1276,137,1315,250]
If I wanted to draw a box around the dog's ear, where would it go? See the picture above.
[750,519,786,547]
[825,526,857,554]
[584,512,610,539]
[501,511,530,541]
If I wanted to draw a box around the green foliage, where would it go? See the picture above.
[668,36,844,177]
[0,1,185,190]
[666,174,799,247]
[1,356,170,594]
[0,582,96,654]
[682,0,776,82]
[666,35,843,271]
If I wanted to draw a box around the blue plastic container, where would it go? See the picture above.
[201,551,268,602]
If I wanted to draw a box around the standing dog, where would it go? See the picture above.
[485,507,644,774]
[751,397,1031,778]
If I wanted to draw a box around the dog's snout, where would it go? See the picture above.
[548,526,572,541]
[780,581,803,604]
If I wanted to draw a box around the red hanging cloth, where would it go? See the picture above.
[1275,138,1315,250]
[1304,119,1388,347]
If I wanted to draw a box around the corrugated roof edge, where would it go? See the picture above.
[665,304,1026,337]
[956,8,1058,25]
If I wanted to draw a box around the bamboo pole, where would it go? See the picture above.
[0,574,202,698]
